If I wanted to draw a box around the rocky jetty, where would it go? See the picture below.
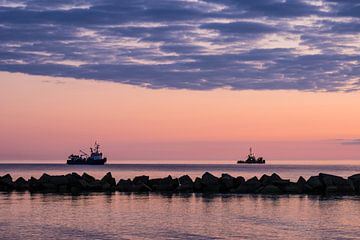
[1,172,360,195]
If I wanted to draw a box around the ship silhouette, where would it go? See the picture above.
[237,147,265,164]
[67,142,107,165]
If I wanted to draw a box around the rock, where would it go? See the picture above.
[220,173,235,192]
[116,179,133,192]
[244,176,262,193]
[130,183,152,192]
[259,174,271,185]
[150,176,178,191]
[78,179,91,190]
[260,185,282,194]
[234,176,245,187]
[133,175,149,185]
[101,182,112,191]
[50,176,69,186]
[38,174,71,191]
[0,174,14,191]
[65,173,83,188]
[177,175,193,192]
[201,172,220,192]
[232,176,261,193]
[349,174,360,193]
[201,172,219,185]
[283,183,302,194]
[270,173,290,186]
[82,173,96,183]
[319,173,354,194]
[232,184,248,193]
[260,173,290,187]
[101,172,116,187]
[306,176,324,193]
[87,180,103,191]
[14,177,28,190]
[28,177,41,192]
[193,177,203,192]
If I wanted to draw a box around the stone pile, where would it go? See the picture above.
[1,172,360,195]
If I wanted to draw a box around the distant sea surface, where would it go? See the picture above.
[1,160,360,239]
[1,160,360,180]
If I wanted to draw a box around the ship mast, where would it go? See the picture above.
[249,147,253,157]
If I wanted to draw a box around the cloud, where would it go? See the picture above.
[338,139,360,145]
[0,0,359,91]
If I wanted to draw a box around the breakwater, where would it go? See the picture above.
[1,172,360,195]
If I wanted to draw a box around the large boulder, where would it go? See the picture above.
[101,172,116,187]
[306,176,324,193]
[116,179,133,192]
[87,180,103,191]
[234,176,245,187]
[133,175,149,185]
[82,173,96,183]
[39,174,69,187]
[14,177,28,191]
[349,174,360,194]
[0,174,14,191]
[319,173,354,194]
[260,173,290,187]
[193,177,203,192]
[28,177,41,192]
[65,173,83,189]
[259,174,271,185]
[270,173,290,186]
[232,176,261,193]
[245,176,262,193]
[220,174,235,192]
[177,175,193,192]
[149,176,178,192]
[201,172,220,192]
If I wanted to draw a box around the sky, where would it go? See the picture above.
[0,0,359,161]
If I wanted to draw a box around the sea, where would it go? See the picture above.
[1,160,360,239]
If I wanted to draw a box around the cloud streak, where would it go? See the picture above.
[338,139,360,145]
[0,0,359,91]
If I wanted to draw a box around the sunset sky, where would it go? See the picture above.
[0,0,359,161]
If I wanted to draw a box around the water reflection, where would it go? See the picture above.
[0,192,360,239]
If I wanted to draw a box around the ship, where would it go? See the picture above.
[67,142,107,165]
[237,147,265,164]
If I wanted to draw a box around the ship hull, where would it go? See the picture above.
[237,161,265,164]
[237,160,265,164]
[67,158,107,165]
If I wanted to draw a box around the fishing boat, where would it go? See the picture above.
[67,142,107,165]
[237,148,265,164]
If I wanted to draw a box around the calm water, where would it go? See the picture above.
[1,162,360,239]
[0,192,360,239]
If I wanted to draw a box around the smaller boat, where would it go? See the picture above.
[67,142,107,165]
[237,147,265,164]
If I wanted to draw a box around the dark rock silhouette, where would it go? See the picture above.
[349,174,360,193]
[201,172,220,192]
[178,175,194,192]
[220,173,235,192]
[1,172,360,195]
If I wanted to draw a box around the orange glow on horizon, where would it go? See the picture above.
[1,71,360,160]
